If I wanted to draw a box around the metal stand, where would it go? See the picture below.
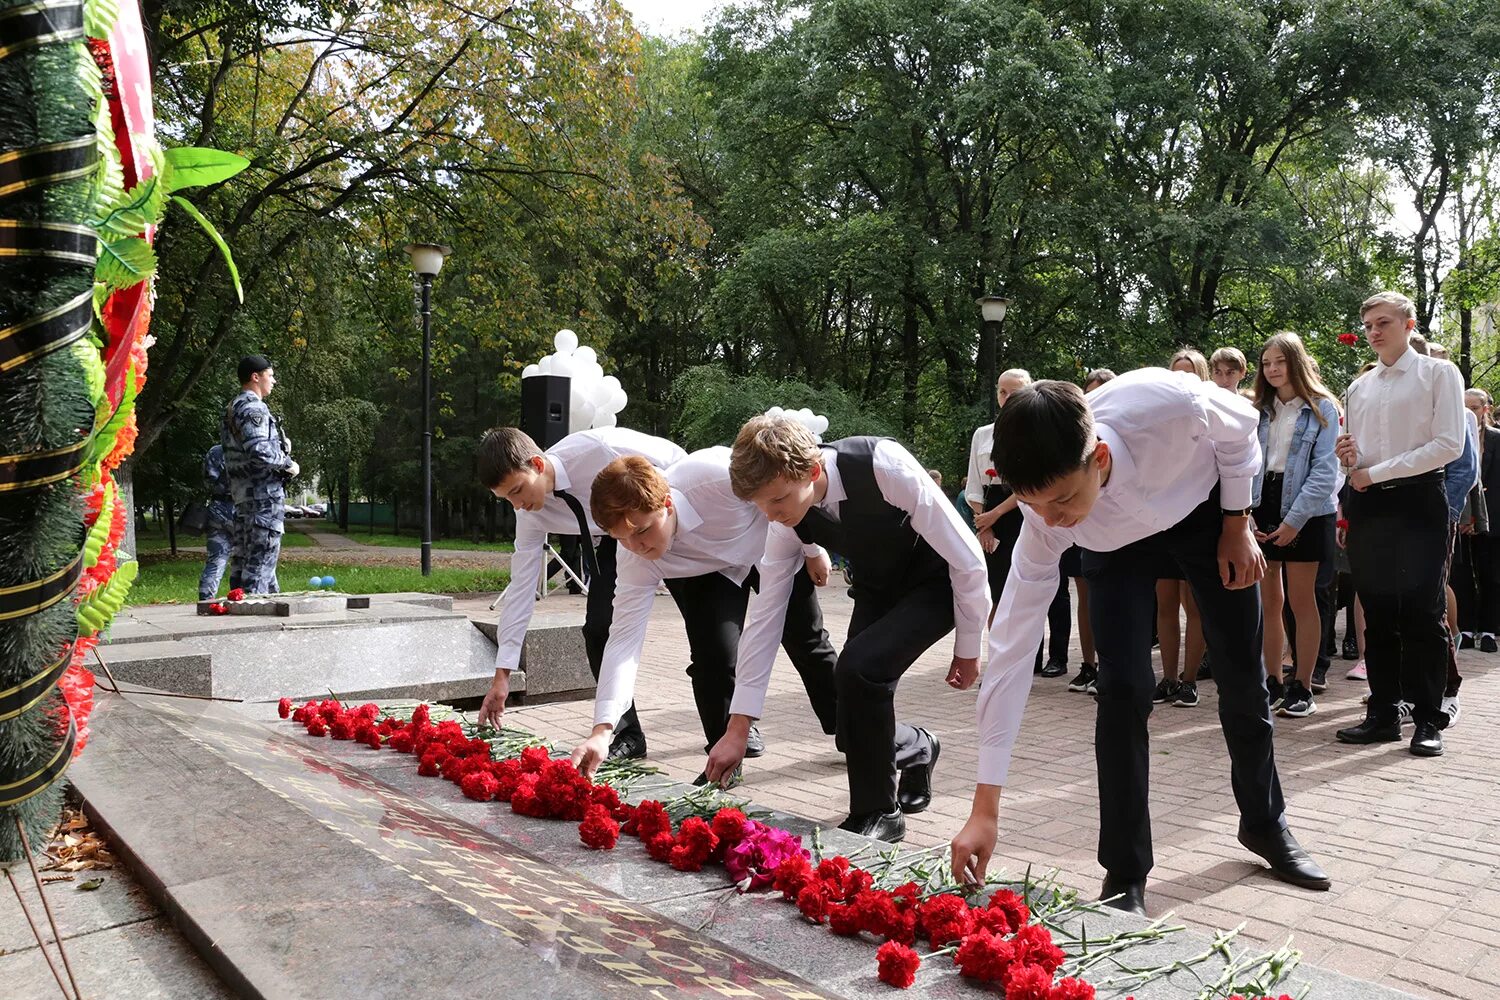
[487,541,589,611]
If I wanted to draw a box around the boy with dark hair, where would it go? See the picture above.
[476,425,686,761]
[569,450,840,780]
[709,418,990,843]
[950,370,1330,915]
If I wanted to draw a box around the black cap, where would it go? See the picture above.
[238,354,273,384]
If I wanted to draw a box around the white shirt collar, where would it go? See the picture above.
[818,447,846,510]
[548,454,573,493]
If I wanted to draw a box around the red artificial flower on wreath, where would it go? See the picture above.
[277,697,293,719]
[1339,332,1360,346]
[228,588,246,601]
[1001,962,1055,1000]
[876,940,921,989]
[579,803,621,850]
[461,769,500,802]
[955,929,1015,982]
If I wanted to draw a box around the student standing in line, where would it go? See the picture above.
[1156,350,1211,707]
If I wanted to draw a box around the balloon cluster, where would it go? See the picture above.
[308,575,337,589]
[766,406,830,442]
[521,330,629,434]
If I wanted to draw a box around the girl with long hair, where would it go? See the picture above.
[1251,332,1341,717]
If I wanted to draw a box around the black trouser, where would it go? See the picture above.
[1346,477,1449,727]
[989,499,1071,667]
[1454,533,1500,635]
[1083,492,1287,880]
[662,566,842,748]
[837,574,947,816]
[581,538,645,743]
[1282,553,1336,676]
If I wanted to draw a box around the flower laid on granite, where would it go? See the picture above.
[227,587,246,601]
[208,602,228,615]
[276,699,1300,999]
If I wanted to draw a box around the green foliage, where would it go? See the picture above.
[130,553,509,606]
[668,365,899,451]
[161,147,250,192]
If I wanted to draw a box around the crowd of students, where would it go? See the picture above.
[473,289,1470,918]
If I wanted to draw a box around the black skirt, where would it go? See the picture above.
[1255,472,1333,563]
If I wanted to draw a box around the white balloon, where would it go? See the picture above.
[594,410,618,428]
[811,414,829,434]
[586,361,605,382]
[568,397,596,434]
[552,354,575,377]
[538,355,555,374]
[767,406,784,418]
[554,329,579,354]
[601,374,622,396]
[574,346,597,367]
[522,364,541,379]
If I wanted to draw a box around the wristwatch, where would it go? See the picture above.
[1221,507,1253,518]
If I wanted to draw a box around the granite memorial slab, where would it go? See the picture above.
[194,594,372,616]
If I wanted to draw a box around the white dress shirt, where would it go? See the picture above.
[593,448,771,728]
[492,428,685,672]
[1265,397,1307,474]
[1344,347,1465,483]
[974,368,1262,786]
[728,439,990,721]
[965,423,1001,505]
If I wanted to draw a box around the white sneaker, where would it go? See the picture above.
[1346,660,1367,681]
[1441,694,1460,729]
[1398,701,1414,727]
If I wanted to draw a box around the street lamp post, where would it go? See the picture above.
[975,293,1011,420]
[405,242,451,577]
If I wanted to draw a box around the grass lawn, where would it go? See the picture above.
[134,520,314,551]
[290,524,513,552]
[130,553,509,606]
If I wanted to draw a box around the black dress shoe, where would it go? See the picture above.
[1039,659,1068,678]
[1482,634,1499,654]
[1410,721,1444,757]
[1099,875,1146,916]
[1237,826,1331,890]
[706,725,766,758]
[1458,632,1475,650]
[608,731,647,761]
[1335,715,1401,744]
[1341,634,1360,660]
[897,729,940,814]
[837,810,906,843]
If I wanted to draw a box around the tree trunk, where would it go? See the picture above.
[901,290,920,436]
[118,463,138,559]
[165,494,177,556]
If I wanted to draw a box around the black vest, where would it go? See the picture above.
[793,438,948,595]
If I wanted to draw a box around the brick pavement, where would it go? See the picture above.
[481,587,1500,1000]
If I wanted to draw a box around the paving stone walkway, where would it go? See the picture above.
[464,586,1500,1000]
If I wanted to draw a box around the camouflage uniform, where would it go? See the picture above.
[221,389,294,595]
[198,444,238,600]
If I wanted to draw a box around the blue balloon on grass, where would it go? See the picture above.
[321,576,336,588]
[309,576,323,589]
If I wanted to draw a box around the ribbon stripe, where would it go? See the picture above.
[0,287,93,372]
[0,219,99,266]
[0,552,83,622]
[0,136,97,200]
[0,642,74,722]
[0,716,77,807]
[0,1,84,62]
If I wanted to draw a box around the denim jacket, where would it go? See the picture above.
[1251,396,1340,530]
[1443,412,1479,523]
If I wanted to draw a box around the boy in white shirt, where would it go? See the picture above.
[950,370,1330,916]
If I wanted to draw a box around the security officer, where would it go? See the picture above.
[221,355,298,594]
[198,444,238,600]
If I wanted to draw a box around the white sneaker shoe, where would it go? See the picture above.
[1441,694,1460,729]
[1398,701,1414,727]
[1346,660,1367,681]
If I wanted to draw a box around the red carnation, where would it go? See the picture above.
[329,718,356,741]
[227,588,246,601]
[511,774,549,817]
[955,930,1015,982]
[493,759,523,800]
[646,832,676,862]
[1337,518,1349,531]
[579,804,621,850]
[1013,923,1065,973]
[1002,962,1054,1000]
[1047,977,1096,1000]
[827,903,861,936]
[917,893,975,947]
[891,909,918,946]
[208,602,228,615]
[796,884,830,923]
[773,854,815,899]
[589,783,628,820]
[876,941,921,989]
[355,703,380,721]
[356,726,382,749]
[630,800,672,841]
[277,697,293,719]
[410,703,431,727]
[891,882,921,910]
[1339,332,1359,346]
[985,468,997,477]
[417,753,445,777]
[306,720,326,737]
[985,889,1030,935]
[461,769,500,802]
[711,808,751,847]
[388,730,415,753]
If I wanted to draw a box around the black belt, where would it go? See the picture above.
[1369,470,1444,491]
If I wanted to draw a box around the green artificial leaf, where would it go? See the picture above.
[95,237,156,292]
[83,0,120,40]
[77,878,104,891]
[162,147,250,193]
[170,195,243,301]
[92,176,165,238]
